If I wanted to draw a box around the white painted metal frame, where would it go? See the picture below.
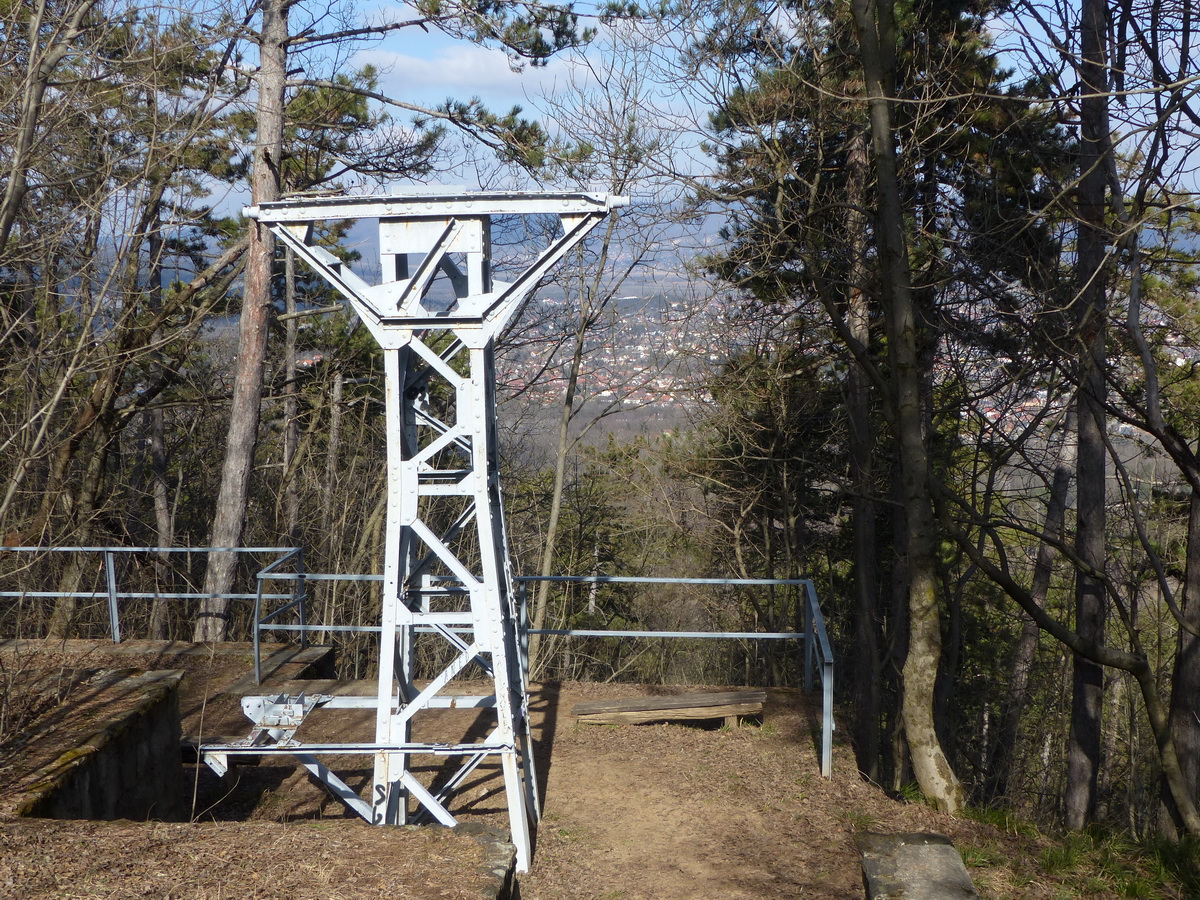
[215,191,625,873]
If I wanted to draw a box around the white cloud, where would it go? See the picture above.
[354,44,577,111]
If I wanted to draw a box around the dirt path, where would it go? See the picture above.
[519,683,1128,900]
[522,684,860,899]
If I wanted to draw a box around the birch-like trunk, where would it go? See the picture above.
[195,0,286,641]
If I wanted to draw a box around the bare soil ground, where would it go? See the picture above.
[521,683,1129,900]
[0,819,490,899]
[0,641,1185,899]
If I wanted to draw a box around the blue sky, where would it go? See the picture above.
[348,4,600,120]
[354,36,579,114]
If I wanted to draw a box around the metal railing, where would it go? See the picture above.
[251,548,308,676]
[800,579,836,777]
[517,575,835,777]
[0,553,836,777]
[0,546,305,643]
[250,570,378,680]
[250,571,837,777]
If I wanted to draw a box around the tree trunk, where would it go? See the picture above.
[986,407,1078,802]
[148,401,173,640]
[48,551,89,639]
[146,202,173,641]
[321,369,344,556]
[283,246,299,543]
[48,426,113,637]
[1067,291,1107,833]
[1163,482,1200,835]
[886,458,911,790]
[845,128,882,783]
[527,315,588,677]
[1065,0,1109,831]
[195,0,287,641]
[851,0,964,814]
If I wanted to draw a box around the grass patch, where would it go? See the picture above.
[960,842,1006,868]
[1040,833,1091,875]
[838,808,879,831]
[1143,835,1200,897]
[965,804,1041,839]
[1035,828,1200,899]
[895,781,925,804]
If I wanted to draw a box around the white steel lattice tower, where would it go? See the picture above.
[224,192,625,873]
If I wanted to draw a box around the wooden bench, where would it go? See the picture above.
[572,690,767,726]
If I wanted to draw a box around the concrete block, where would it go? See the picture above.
[855,832,979,900]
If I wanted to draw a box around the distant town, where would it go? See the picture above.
[497,290,722,429]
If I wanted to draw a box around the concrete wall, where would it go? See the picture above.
[16,670,185,822]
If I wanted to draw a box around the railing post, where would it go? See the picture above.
[105,551,120,643]
[822,658,834,778]
[803,581,814,692]
[296,548,308,650]
[253,557,264,684]
[518,580,530,683]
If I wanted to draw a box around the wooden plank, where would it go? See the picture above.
[573,690,765,716]
[576,702,764,725]
[573,691,766,725]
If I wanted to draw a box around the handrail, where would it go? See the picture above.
[516,574,835,778]
[802,581,835,777]
[0,546,303,644]
[250,571,836,778]
[0,551,836,777]
[0,546,301,553]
